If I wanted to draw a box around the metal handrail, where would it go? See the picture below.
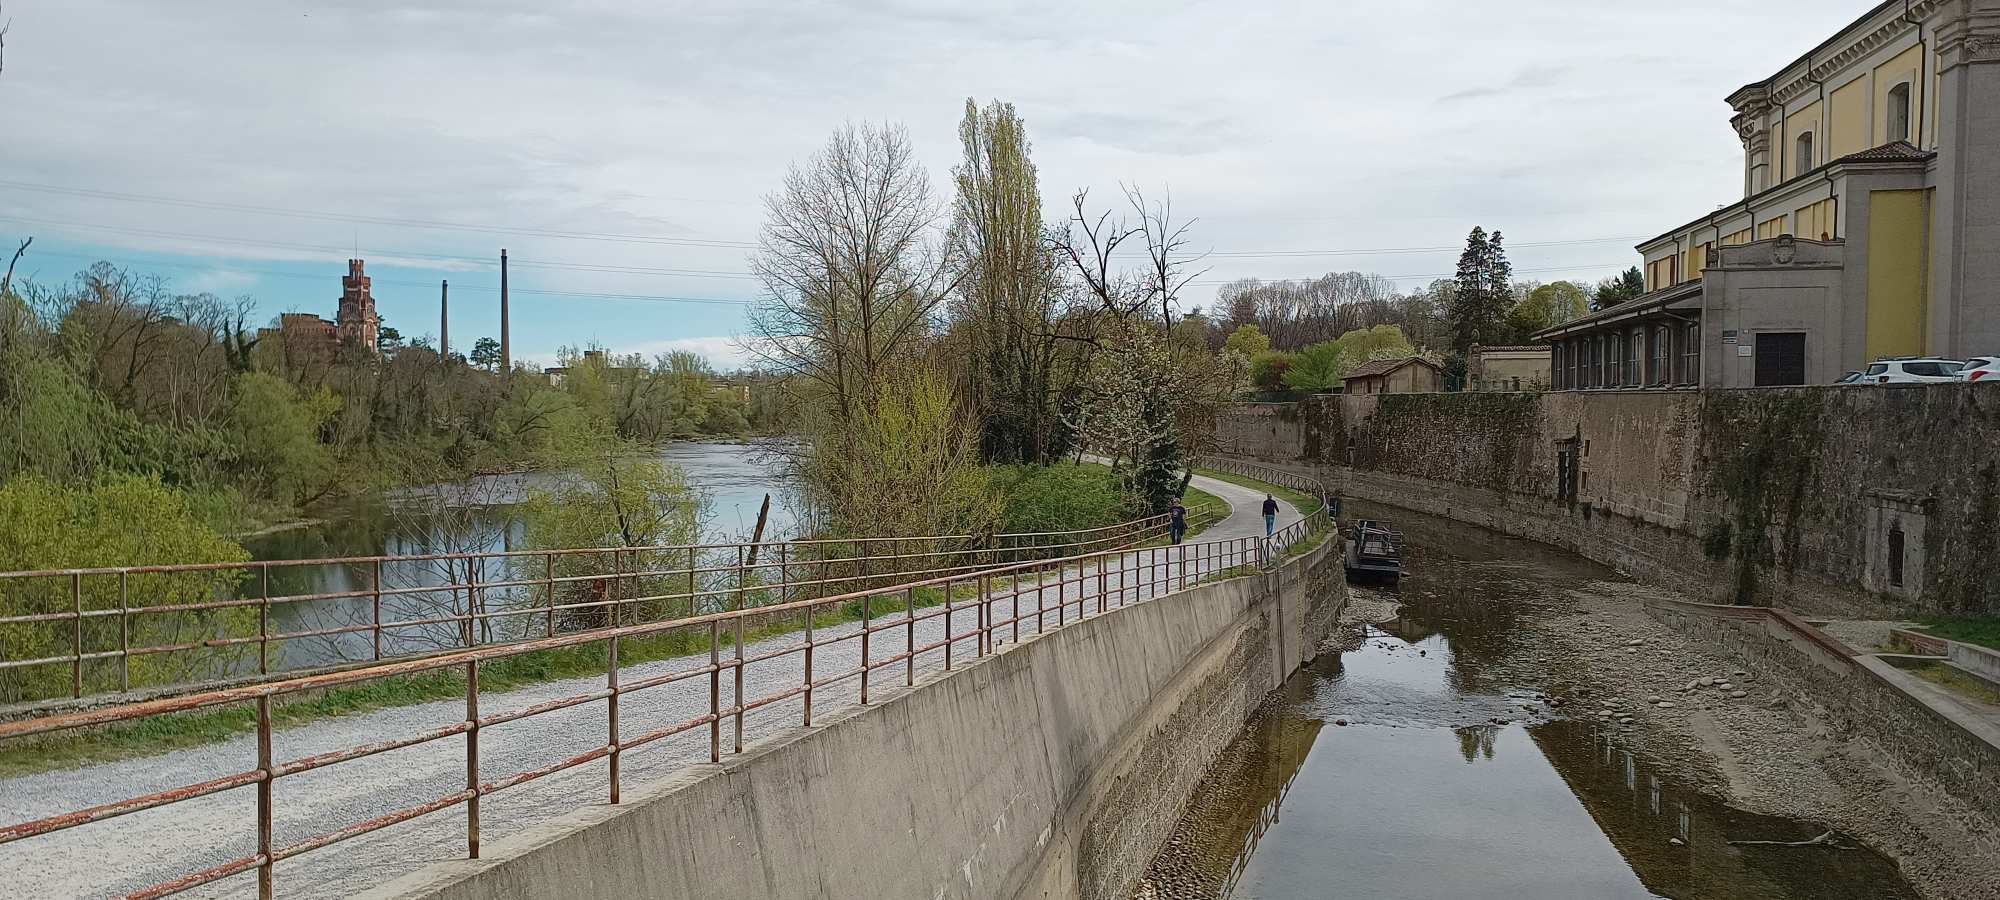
[0,515,1171,706]
[0,508,1333,899]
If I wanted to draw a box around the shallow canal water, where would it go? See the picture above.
[1131,502,1918,900]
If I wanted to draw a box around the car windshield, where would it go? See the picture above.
[1866,364,1888,375]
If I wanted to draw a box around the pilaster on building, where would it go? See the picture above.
[1537,0,2000,390]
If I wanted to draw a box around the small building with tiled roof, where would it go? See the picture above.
[1342,357,1443,395]
[1536,0,2000,390]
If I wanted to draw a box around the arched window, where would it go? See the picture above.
[1887,82,1911,143]
[1795,131,1815,174]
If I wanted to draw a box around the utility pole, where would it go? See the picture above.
[499,249,511,375]
[439,279,450,359]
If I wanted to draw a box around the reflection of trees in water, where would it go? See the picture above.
[1526,720,1917,900]
[1453,724,1498,762]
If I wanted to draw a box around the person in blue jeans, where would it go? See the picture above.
[1169,498,1188,545]
[1262,494,1279,536]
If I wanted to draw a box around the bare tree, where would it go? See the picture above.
[1,3,11,76]
[1,237,28,300]
[745,122,960,424]
[1125,186,1209,328]
[1049,189,1143,318]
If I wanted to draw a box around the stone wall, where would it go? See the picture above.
[1644,596,2000,839]
[362,539,1344,900]
[1223,384,2000,617]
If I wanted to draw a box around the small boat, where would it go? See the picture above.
[1344,519,1405,582]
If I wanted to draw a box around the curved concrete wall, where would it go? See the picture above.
[363,538,1342,900]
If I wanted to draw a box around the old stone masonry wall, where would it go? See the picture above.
[1229,384,2000,618]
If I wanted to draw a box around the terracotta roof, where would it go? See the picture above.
[1830,140,1934,164]
[1343,356,1441,380]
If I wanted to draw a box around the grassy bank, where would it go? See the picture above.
[1195,466,1324,518]
[1916,617,2000,652]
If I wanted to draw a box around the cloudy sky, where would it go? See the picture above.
[1,1,1867,368]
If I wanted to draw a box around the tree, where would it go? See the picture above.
[377,324,404,353]
[470,336,501,371]
[1249,350,1295,392]
[945,99,1078,465]
[1446,227,1514,354]
[1508,281,1589,336]
[1,3,11,76]
[1591,266,1647,310]
[229,372,339,505]
[1223,323,1271,357]
[1283,325,1417,391]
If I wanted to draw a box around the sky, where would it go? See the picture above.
[0,1,1870,370]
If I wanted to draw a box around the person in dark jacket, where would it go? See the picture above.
[1262,494,1279,536]
[1169,498,1188,545]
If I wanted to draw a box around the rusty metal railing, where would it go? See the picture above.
[1199,456,1334,507]
[0,508,1331,899]
[0,516,1176,708]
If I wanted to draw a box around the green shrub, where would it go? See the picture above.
[991,463,1137,535]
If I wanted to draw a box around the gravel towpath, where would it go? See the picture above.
[0,471,1300,899]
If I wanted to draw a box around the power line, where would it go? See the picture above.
[0,179,761,250]
[0,214,760,280]
[0,178,1650,261]
[16,249,757,307]
[1189,262,1631,287]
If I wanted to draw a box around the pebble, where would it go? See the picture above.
[1647,695,1663,703]
[1627,639,1644,647]
[1731,690,1748,699]
[1669,837,1685,846]
[1335,718,1349,726]
[1657,701,1676,709]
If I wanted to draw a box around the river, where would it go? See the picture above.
[239,441,795,672]
[1130,499,1918,900]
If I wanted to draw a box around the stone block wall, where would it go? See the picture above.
[1220,384,2000,617]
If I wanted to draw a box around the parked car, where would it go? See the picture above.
[1835,371,1865,384]
[1955,356,2000,383]
[1864,357,1964,384]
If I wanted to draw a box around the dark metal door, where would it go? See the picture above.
[1754,332,1806,386]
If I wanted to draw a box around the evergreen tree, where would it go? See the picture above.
[1590,266,1647,310]
[1447,227,1513,354]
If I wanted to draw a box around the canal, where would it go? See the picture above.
[1131,500,1918,900]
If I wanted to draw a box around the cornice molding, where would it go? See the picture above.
[1769,4,1936,106]
[1934,7,2000,69]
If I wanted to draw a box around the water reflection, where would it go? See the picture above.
[1129,500,1917,900]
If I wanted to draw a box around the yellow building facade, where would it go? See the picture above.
[1538,0,2000,389]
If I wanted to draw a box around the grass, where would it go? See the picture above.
[1907,660,2000,707]
[1913,617,2000,653]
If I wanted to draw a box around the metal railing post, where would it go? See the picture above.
[118,572,130,693]
[257,694,273,899]
[944,577,954,671]
[257,565,270,677]
[544,552,556,638]
[608,635,621,804]
[859,593,871,705]
[733,611,744,753]
[804,598,815,726]
[905,585,916,686]
[465,658,481,859]
[708,620,721,762]
[372,559,384,661]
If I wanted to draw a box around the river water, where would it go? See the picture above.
[238,441,795,672]
[1131,500,1918,900]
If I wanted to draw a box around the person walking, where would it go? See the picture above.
[1262,493,1279,537]
[1169,498,1188,545]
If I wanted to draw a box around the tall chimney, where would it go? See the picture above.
[440,279,450,359]
[499,249,511,375]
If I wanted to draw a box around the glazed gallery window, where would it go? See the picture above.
[1796,131,1815,174]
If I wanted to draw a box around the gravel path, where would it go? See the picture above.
[0,472,1301,899]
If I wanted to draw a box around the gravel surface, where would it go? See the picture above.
[1534,583,2000,900]
[0,473,1301,899]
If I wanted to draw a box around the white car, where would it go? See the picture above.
[1864,357,1963,384]
[1955,356,2000,383]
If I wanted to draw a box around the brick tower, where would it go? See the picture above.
[336,258,381,353]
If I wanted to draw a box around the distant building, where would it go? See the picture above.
[258,259,383,360]
[1538,1,2000,388]
[1342,357,1443,395]
[1468,345,1552,392]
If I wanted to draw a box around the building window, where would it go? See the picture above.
[1795,131,1815,174]
[1887,82,1911,143]
[1627,330,1644,386]
[1651,327,1669,385]
[1680,321,1699,385]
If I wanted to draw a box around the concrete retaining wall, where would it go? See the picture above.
[362,538,1343,900]
[1642,596,2000,840]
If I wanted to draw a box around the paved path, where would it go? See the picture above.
[0,471,1302,899]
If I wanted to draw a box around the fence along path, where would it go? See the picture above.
[0,514,1176,710]
[0,472,1322,900]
